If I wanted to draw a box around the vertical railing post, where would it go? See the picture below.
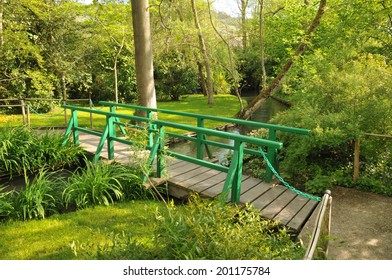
[222,140,244,204]
[231,141,244,204]
[107,115,115,160]
[265,129,277,183]
[196,117,205,159]
[146,110,154,149]
[109,105,117,138]
[72,109,79,145]
[156,125,165,178]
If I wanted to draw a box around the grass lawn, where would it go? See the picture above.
[0,95,242,133]
[0,200,165,260]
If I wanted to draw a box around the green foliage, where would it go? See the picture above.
[11,170,58,220]
[304,174,332,195]
[0,200,164,260]
[0,187,14,219]
[74,195,305,260]
[62,160,142,209]
[273,53,392,195]
[155,51,199,101]
[0,126,84,177]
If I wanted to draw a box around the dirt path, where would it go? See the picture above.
[328,187,392,260]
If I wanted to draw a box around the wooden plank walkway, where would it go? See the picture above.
[78,133,318,232]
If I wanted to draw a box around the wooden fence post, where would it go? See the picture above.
[20,99,26,126]
[63,100,68,126]
[26,104,31,128]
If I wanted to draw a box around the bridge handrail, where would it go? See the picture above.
[62,104,283,149]
[61,104,284,195]
[98,101,311,135]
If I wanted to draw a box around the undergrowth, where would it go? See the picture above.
[72,195,305,260]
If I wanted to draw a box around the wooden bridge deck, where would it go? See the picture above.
[78,133,319,232]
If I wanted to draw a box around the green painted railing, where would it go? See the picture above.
[98,101,310,181]
[62,103,309,203]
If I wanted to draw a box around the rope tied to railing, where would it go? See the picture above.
[259,148,322,202]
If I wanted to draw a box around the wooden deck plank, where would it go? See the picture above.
[169,166,212,185]
[178,168,221,189]
[274,195,310,226]
[251,185,287,211]
[286,200,319,231]
[187,172,227,193]
[261,189,297,220]
[202,175,250,199]
[167,161,200,175]
[239,181,272,204]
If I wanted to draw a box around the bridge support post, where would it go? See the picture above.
[222,140,244,204]
[107,115,115,160]
[196,118,205,159]
[72,109,79,145]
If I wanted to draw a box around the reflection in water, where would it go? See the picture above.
[169,95,288,162]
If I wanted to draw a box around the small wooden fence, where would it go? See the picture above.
[0,98,91,127]
[61,102,311,203]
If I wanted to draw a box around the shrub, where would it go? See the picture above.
[73,195,305,260]
[0,187,14,219]
[0,126,84,177]
[11,170,58,220]
[62,160,141,209]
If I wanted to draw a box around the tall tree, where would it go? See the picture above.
[207,0,243,111]
[131,0,157,111]
[191,0,214,105]
[0,0,3,47]
[258,0,267,90]
[239,0,249,49]
[238,0,327,120]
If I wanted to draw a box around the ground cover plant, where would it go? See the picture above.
[0,200,163,260]
[0,196,305,260]
[0,159,154,222]
[0,126,84,177]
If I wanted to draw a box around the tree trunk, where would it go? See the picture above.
[114,37,125,104]
[240,0,249,49]
[191,0,214,105]
[259,0,267,90]
[238,0,327,120]
[131,0,157,114]
[207,0,243,112]
[197,60,208,96]
[0,0,3,47]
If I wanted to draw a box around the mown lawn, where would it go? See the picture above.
[0,95,242,132]
[0,200,164,260]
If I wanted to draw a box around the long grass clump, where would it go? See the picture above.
[62,159,151,210]
[0,159,157,221]
[0,126,84,177]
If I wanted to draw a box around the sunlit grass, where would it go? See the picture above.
[0,200,164,260]
[1,95,242,134]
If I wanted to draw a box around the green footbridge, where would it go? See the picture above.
[61,101,332,257]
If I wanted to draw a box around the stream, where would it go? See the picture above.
[170,94,288,163]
